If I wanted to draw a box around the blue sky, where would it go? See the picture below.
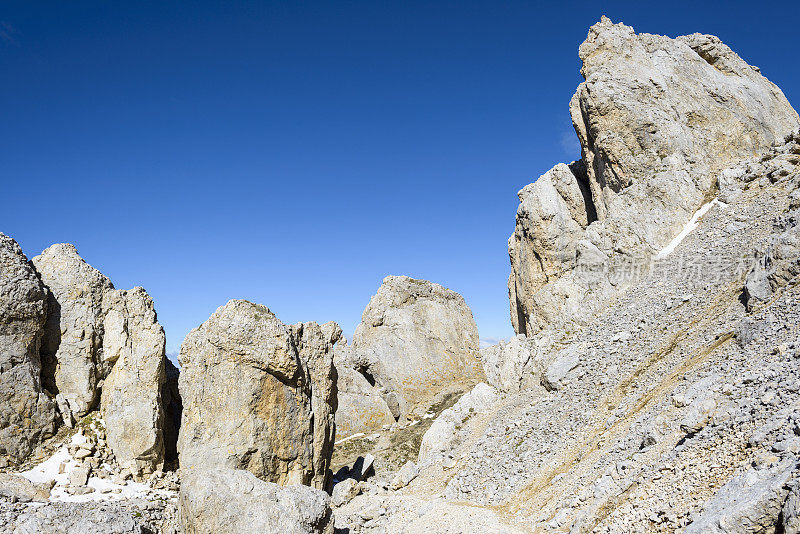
[2,1,798,357]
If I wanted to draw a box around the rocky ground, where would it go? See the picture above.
[0,414,179,533]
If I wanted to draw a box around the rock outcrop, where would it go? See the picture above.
[179,468,333,534]
[508,17,800,337]
[177,300,337,490]
[32,244,114,418]
[0,234,57,464]
[31,243,168,477]
[346,276,483,421]
[333,344,395,437]
[100,287,167,478]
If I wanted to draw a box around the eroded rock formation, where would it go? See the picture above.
[177,300,337,490]
[345,276,483,422]
[31,243,169,478]
[508,16,800,337]
[0,234,57,464]
[33,243,114,418]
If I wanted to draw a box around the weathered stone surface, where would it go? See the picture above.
[542,347,581,392]
[686,459,797,533]
[350,276,483,418]
[0,473,51,502]
[333,342,395,437]
[784,480,800,534]
[418,383,499,464]
[331,477,360,507]
[0,233,57,464]
[32,243,114,417]
[100,287,167,479]
[177,300,337,490]
[179,468,333,534]
[11,502,147,534]
[288,320,340,492]
[390,461,419,490]
[480,335,543,394]
[31,243,169,476]
[509,17,800,336]
[745,207,800,310]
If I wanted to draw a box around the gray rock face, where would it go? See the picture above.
[333,343,395,437]
[0,473,51,502]
[288,320,340,491]
[542,347,581,392]
[745,209,800,310]
[100,287,167,479]
[177,300,337,490]
[179,468,333,534]
[0,234,57,464]
[11,502,147,534]
[31,243,168,476]
[784,480,800,534]
[32,243,114,417]
[686,459,797,533]
[508,17,800,336]
[480,335,543,394]
[348,276,483,419]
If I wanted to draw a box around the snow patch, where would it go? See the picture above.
[656,199,726,259]
[17,445,175,504]
[335,432,365,445]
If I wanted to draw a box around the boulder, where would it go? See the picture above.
[179,468,333,534]
[390,461,419,490]
[686,458,797,533]
[418,383,499,463]
[11,502,148,534]
[784,480,800,534]
[333,343,395,436]
[32,243,114,417]
[480,335,543,394]
[349,275,484,419]
[0,473,51,503]
[330,477,360,507]
[100,287,167,479]
[0,233,57,464]
[542,347,581,392]
[509,17,800,336]
[177,300,337,490]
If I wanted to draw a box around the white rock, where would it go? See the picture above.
[419,383,500,463]
[179,468,333,534]
[390,461,419,490]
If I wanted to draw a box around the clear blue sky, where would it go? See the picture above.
[3,1,798,357]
